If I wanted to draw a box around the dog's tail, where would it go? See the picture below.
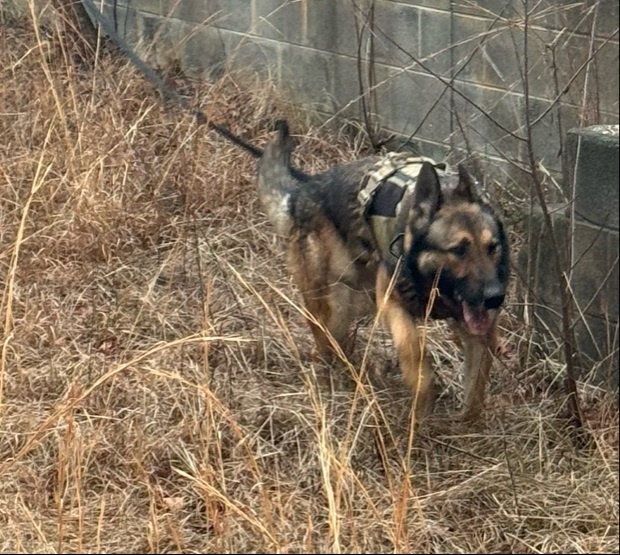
[257,120,309,236]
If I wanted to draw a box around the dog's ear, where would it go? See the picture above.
[454,164,480,202]
[411,162,442,227]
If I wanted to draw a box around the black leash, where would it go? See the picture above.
[81,0,264,158]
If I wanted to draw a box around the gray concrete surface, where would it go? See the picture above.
[83,0,618,181]
[521,125,619,387]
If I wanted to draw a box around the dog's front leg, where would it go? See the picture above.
[455,322,498,422]
[377,267,433,421]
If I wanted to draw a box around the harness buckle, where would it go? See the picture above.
[389,233,405,259]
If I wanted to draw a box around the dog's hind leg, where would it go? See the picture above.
[289,229,355,361]
[377,266,434,421]
[454,322,498,422]
[300,282,353,360]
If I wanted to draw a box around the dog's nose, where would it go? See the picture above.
[483,282,505,310]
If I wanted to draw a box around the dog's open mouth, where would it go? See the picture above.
[462,303,493,336]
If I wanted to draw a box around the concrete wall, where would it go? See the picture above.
[521,125,619,387]
[86,0,619,182]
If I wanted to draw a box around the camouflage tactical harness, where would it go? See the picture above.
[358,153,448,262]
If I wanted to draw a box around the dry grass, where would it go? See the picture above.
[0,13,618,555]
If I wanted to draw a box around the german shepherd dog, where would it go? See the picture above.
[257,122,509,422]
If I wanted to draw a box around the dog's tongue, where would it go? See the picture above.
[462,303,492,336]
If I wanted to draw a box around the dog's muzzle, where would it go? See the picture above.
[461,281,505,336]
[483,282,505,310]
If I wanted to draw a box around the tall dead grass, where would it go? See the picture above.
[0,10,617,554]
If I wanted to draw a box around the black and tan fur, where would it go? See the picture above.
[257,122,510,422]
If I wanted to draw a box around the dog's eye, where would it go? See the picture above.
[450,241,469,258]
[487,242,499,256]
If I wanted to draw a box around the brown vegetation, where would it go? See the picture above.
[0,12,617,554]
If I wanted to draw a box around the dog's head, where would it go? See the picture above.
[403,162,509,335]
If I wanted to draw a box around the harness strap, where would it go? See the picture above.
[358,154,448,262]
[357,153,437,209]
